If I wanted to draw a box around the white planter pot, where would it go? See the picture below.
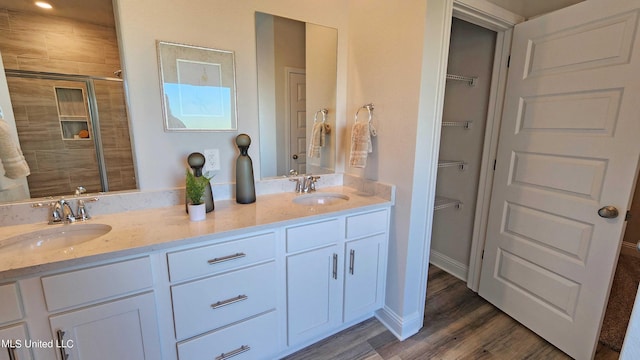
[187,203,206,222]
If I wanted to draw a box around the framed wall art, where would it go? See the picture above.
[157,41,238,131]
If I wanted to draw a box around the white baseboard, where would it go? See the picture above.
[429,250,468,281]
[375,306,422,341]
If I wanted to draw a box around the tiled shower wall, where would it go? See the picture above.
[0,8,136,198]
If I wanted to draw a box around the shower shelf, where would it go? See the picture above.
[442,121,472,129]
[438,160,466,170]
[434,196,463,211]
[446,73,477,86]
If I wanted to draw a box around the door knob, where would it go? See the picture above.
[292,154,298,160]
[598,206,619,219]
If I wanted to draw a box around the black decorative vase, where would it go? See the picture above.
[235,134,256,204]
[186,152,214,213]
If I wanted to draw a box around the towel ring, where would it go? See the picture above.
[314,109,328,123]
[355,103,374,124]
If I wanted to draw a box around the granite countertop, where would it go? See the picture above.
[0,186,392,279]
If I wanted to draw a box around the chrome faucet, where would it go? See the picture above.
[32,186,99,224]
[51,199,76,224]
[290,175,321,193]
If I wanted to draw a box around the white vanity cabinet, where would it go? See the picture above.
[285,209,390,349]
[41,257,162,360]
[343,210,389,323]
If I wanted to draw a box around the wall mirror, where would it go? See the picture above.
[255,12,338,178]
[0,0,137,204]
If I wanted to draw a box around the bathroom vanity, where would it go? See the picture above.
[0,186,392,360]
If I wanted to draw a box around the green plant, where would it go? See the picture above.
[185,170,211,205]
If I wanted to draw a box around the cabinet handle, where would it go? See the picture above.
[207,252,246,265]
[332,253,338,279]
[7,343,17,360]
[56,330,69,360]
[215,345,250,360]
[210,294,248,309]
[349,249,355,275]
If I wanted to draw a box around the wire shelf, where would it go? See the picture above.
[434,196,463,211]
[441,121,472,129]
[438,160,466,170]
[446,73,477,86]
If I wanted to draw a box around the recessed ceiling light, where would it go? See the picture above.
[35,1,53,9]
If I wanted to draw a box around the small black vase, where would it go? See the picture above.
[186,152,214,213]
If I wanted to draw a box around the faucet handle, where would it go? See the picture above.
[76,197,99,221]
[289,178,303,193]
[308,176,320,192]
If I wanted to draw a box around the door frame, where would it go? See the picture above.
[425,0,523,290]
[284,67,306,173]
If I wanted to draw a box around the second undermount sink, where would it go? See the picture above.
[0,223,112,253]
[293,192,350,206]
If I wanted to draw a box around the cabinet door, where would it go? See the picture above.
[0,323,31,360]
[49,292,161,360]
[343,234,386,323]
[286,246,342,346]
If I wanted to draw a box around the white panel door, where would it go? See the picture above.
[288,72,306,174]
[478,1,640,359]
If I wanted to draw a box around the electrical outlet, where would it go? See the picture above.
[203,149,220,173]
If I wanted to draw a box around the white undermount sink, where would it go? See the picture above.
[293,192,350,206]
[0,223,112,253]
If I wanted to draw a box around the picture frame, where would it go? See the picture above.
[157,41,238,131]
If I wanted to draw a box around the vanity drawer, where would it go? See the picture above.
[41,257,153,312]
[0,283,23,325]
[167,232,275,282]
[171,261,277,340]
[177,310,278,360]
[286,218,340,253]
[346,209,388,238]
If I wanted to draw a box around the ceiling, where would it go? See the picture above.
[0,0,585,29]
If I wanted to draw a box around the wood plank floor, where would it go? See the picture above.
[284,266,620,360]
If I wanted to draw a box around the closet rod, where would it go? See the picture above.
[446,73,477,86]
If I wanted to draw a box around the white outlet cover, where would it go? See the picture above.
[203,149,221,172]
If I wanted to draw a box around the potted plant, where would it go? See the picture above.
[186,170,210,221]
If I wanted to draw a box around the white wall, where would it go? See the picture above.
[346,0,430,337]
[113,0,349,190]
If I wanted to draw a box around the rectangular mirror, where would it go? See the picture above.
[0,1,137,204]
[255,12,338,178]
[157,41,238,131]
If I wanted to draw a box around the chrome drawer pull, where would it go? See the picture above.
[211,294,248,309]
[7,343,17,360]
[207,252,246,265]
[56,330,69,360]
[215,345,250,360]
[349,249,355,275]
[332,253,338,279]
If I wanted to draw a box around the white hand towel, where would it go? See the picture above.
[307,121,326,158]
[349,121,372,168]
[0,119,30,179]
